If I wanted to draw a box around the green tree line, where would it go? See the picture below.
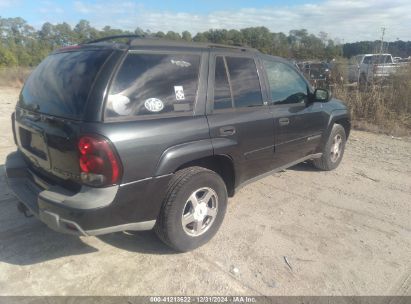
[1,17,410,67]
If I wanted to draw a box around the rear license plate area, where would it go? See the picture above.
[19,127,47,160]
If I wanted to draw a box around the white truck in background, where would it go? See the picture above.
[348,53,404,85]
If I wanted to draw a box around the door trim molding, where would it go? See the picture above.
[236,153,322,191]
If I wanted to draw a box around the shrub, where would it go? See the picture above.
[330,63,411,135]
[0,67,32,87]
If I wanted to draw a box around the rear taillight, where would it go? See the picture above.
[78,135,122,187]
[57,45,81,51]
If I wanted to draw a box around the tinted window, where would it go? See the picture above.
[363,56,372,64]
[349,56,362,65]
[225,57,263,108]
[19,50,111,120]
[106,53,200,118]
[372,55,392,64]
[263,60,308,104]
[213,56,232,110]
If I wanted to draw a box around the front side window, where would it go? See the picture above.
[106,53,200,118]
[363,56,372,64]
[263,59,308,104]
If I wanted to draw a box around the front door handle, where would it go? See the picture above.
[219,126,236,136]
[279,118,290,126]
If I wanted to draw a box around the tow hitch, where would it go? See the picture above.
[17,202,33,218]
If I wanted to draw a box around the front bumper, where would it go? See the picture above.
[5,151,156,236]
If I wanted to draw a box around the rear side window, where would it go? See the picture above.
[19,50,112,120]
[212,56,263,111]
[213,56,232,110]
[106,53,201,118]
[225,57,263,108]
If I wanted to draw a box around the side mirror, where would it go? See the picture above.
[314,88,331,102]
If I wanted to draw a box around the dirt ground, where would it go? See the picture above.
[0,87,410,296]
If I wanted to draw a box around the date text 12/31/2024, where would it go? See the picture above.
[149,296,257,303]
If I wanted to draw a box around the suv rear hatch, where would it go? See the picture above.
[14,47,114,190]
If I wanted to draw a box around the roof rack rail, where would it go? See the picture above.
[207,43,252,51]
[83,35,145,45]
[85,36,258,53]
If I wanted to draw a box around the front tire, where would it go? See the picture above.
[155,166,227,252]
[313,124,346,171]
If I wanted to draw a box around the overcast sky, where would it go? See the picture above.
[1,0,410,42]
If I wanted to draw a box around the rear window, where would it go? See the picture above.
[363,55,392,64]
[105,53,201,118]
[19,50,111,120]
[372,55,392,64]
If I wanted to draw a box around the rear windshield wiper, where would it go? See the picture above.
[26,103,40,111]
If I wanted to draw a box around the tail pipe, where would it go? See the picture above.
[17,202,33,218]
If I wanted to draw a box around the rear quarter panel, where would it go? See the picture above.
[81,116,211,184]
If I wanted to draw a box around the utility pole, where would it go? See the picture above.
[379,27,386,55]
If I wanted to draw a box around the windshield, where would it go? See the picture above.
[19,49,112,120]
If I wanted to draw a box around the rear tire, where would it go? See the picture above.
[358,73,368,91]
[155,166,227,252]
[313,124,346,171]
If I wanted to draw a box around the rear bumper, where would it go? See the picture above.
[5,151,159,236]
[373,72,392,78]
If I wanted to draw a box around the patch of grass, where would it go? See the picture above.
[0,67,32,88]
[330,63,411,136]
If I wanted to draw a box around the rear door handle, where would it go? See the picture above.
[219,126,236,136]
[279,118,290,126]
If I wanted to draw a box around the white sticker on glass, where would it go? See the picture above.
[108,94,132,115]
[144,98,164,113]
[174,86,185,100]
[171,60,191,67]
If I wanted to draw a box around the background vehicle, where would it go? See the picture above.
[347,53,403,85]
[298,61,331,88]
[6,37,350,252]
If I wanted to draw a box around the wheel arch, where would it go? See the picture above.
[335,117,351,139]
[155,140,236,197]
[176,155,236,197]
[321,110,351,147]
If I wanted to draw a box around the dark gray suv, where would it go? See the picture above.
[6,37,350,252]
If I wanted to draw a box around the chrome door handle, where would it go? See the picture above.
[279,118,290,126]
[219,126,236,136]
